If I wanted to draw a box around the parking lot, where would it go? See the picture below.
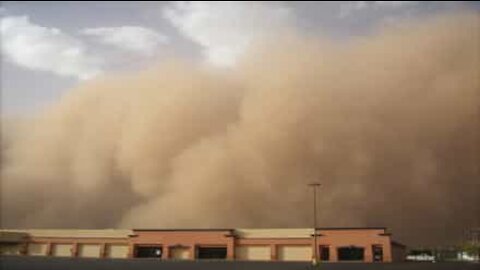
[1,256,479,270]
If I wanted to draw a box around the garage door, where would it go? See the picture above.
[52,244,72,257]
[235,246,270,261]
[78,244,101,258]
[170,247,190,260]
[106,244,129,258]
[28,243,47,256]
[277,246,311,261]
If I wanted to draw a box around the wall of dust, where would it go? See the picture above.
[1,13,479,246]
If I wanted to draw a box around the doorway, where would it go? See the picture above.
[372,245,383,262]
[320,245,330,261]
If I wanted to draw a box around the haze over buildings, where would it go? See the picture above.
[1,2,479,247]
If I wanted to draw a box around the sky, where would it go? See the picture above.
[1,1,479,115]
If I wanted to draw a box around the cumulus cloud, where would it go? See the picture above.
[162,1,293,67]
[81,26,169,55]
[0,15,102,80]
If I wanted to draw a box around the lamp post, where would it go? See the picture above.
[308,183,321,265]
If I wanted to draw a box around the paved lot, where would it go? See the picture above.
[1,256,478,270]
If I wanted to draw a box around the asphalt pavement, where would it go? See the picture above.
[1,256,478,270]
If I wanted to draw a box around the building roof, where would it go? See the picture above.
[0,229,133,239]
[0,227,389,240]
[317,227,386,231]
[133,229,233,232]
[134,227,387,231]
[235,228,314,239]
[0,231,29,243]
[133,227,388,239]
[391,240,407,248]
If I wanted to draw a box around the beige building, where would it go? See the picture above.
[0,227,406,262]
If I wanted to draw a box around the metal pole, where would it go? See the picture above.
[309,183,321,265]
[313,186,317,264]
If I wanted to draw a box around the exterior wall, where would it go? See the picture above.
[105,244,129,258]
[235,229,313,262]
[0,228,402,263]
[0,243,22,255]
[277,245,311,261]
[235,229,313,239]
[0,232,28,242]
[391,243,406,262]
[0,229,132,258]
[25,238,129,258]
[236,237,311,261]
[0,231,28,256]
[316,228,392,262]
[78,244,101,258]
[235,228,393,262]
[170,246,190,260]
[27,243,48,256]
[131,230,235,260]
[1,229,133,239]
[52,243,73,257]
[235,246,270,261]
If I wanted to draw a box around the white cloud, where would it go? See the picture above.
[81,26,168,55]
[163,1,293,67]
[339,1,418,18]
[0,15,102,80]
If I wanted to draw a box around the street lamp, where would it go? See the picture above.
[308,182,321,265]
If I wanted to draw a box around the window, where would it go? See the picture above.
[337,246,365,261]
[135,246,162,258]
[196,247,227,259]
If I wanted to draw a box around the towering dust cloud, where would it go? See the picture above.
[1,13,479,246]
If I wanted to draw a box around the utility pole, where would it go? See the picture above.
[308,183,321,266]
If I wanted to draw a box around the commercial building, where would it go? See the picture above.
[0,227,406,262]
